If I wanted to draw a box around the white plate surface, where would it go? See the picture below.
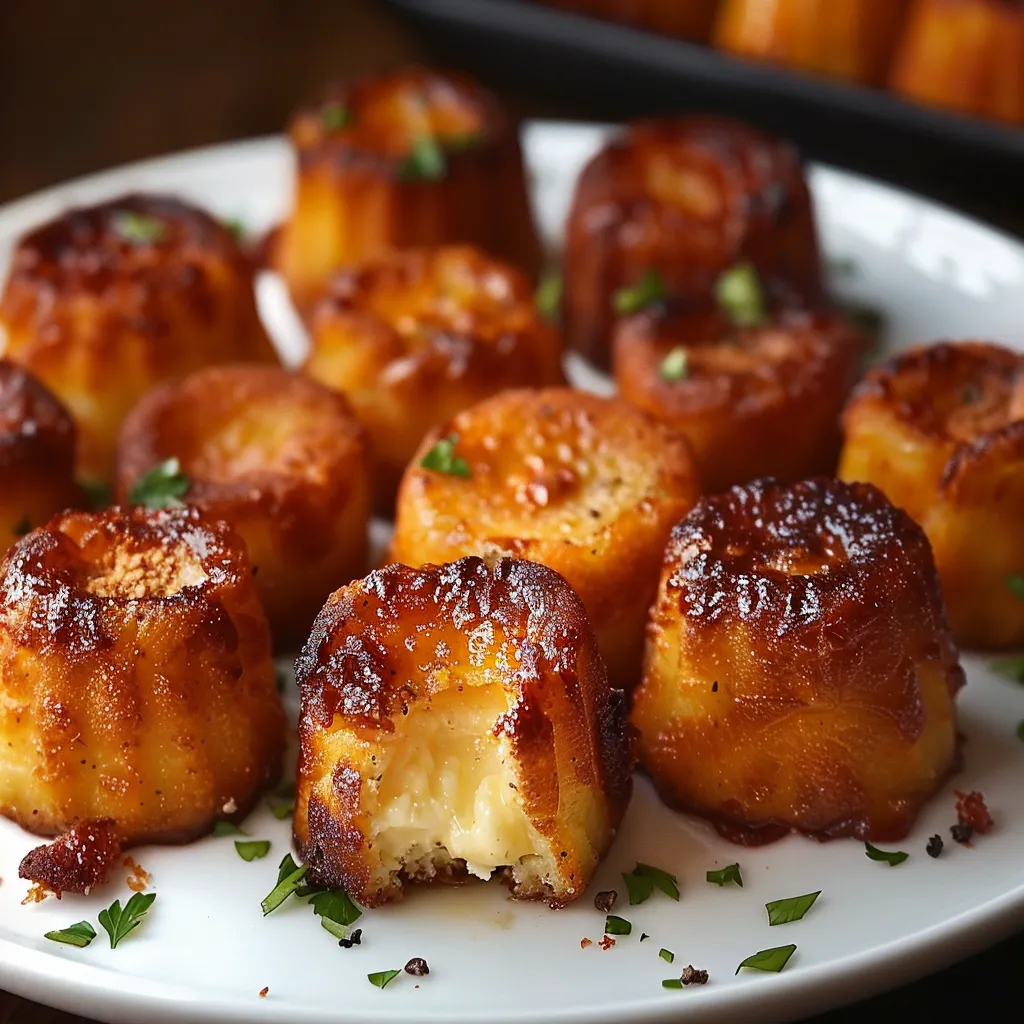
[1,123,1024,1024]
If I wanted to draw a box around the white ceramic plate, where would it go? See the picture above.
[1,123,1024,1024]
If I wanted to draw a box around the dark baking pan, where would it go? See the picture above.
[385,0,1024,237]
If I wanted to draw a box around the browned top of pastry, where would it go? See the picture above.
[18,819,122,896]
[0,505,254,654]
[665,476,951,643]
[0,359,77,473]
[290,67,507,170]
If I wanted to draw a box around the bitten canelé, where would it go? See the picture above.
[840,341,1024,648]
[613,292,865,493]
[0,195,278,484]
[631,477,963,844]
[115,365,371,650]
[389,387,700,689]
[294,556,631,908]
[271,68,542,314]
[562,117,822,367]
[303,245,565,510]
[0,506,286,845]
[0,360,83,550]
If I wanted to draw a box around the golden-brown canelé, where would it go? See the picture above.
[714,0,911,85]
[0,506,286,845]
[294,556,631,908]
[613,303,865,493]
[0,194,278,485]
[890,0,1024,125]
[114,365,371,651]
[840,341,1024,648]
[542,0,721,40]
[562,117,823,367]
[0,360,83,550]
[631,477,963,843]
[303,245,566,509]
[272,68,542,314]
[389,388,700,689]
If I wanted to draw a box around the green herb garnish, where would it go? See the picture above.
[419,434,470,478]
[613,269,667,316]
[1007,575,1024,602]
[368,969,401,989]
[98,892,156,949]
[535,271,563,322]
[736,944,797,974]
[44,920,97,948]
[714,262,767,327]
[706,863,743,888]
[309,888,362,937]
[267,781,295,821]
[659,347,688,382]
[235,840,271,862]
[223,218,247,242]
[128,457,190,510]
[622,871,655,906]
[662,978,684,989]
[398,136,447,182]
[765,890,820,925]
[113,211,167,245]
[842,302,886,339]
[261,854,309,915]
[321,102,351,131]
[212,820,247,837]
[659,948,675,964]
[604,915,632,936]
[443,131,485,152]
[632,863,679,901]
[992,656,1024,682]
[865,842,909,866]
[12,516,31,537]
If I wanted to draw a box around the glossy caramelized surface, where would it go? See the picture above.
[390,387,699,689]
[0,506,285,844]
[614,306,865,492]
[304,245,565,509]
[632,477,963,843]
[891,0,1024,125]
[562,117,822,367]
[295,556,630,908]
[273,68,541,312]
[0,360,83,550]
[0,194,277,483]
[115,365,371,650]
[841,341,1024,647]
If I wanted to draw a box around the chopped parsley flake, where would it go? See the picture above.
[535,271,563,322]
[113,211,167,245]
[128,458,190,510]
[321,102,351,131]
[659,948,675,963]
[765,890,820,925]
[368,969,401,989]
[98,892,156,949]
[714,262,766,327]
[735,944,797,974]
[706,863,743,887]
[261,854,309,915]
[659,347,688,382]
[865,842,909,866]
[235,840,271,862]
[420,434,470,478]
[604,915,632,936]
[398,136,447,181]
[212,821,247,837]
[44,920,96,948]
[613,268,667,316]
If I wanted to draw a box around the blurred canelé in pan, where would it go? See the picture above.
[0,360,83,550]
[714,0,911,85]
[303,244,565,511]
[115,365,371,651]
[0,194,278,486]
[631,477,964,844]
[840,341,1024,649]
[295,555,631,908]
[562,116,822,368]
[542,0,721,40]
[0,506,285,845]
[271,68,542,315]
[389,387,700,689]
[890,0,1024,125]
[612,268,866,493]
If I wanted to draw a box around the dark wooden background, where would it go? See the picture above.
[0,0,1018,1020]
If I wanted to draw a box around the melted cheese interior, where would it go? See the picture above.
[371,686,546,880]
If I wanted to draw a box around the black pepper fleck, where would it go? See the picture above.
[593,890,617,913]
[926,834,943,858]
[711,681,718,693]
[337,928,362,948]
[951,823,973,845]
[405,957,429,976]
[680,965,709,986]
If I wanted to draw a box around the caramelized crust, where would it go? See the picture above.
[714,0,911,85]
[562,117,822,367]
[18,818,121,896]
[890,0,1024,125]
[304,245,565,509]
[114,366,371,650]
[542,0,720,40]
[295,556,631,908]
[613,306,865,493]
[272,68,542,313]
[0,360,83,550]
[0,506,286,844]
[840,341,1024,648]
[0,194,278,484]
[389,388,700,689]
[632,477,963,843]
